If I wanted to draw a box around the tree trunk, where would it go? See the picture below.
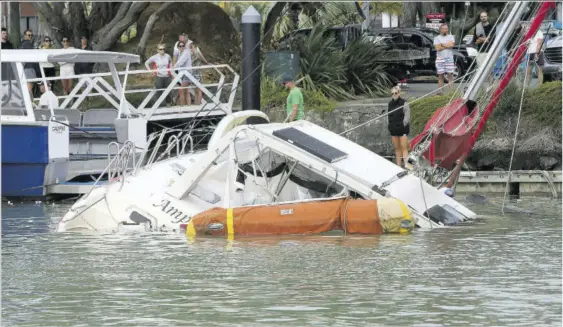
[136,2,174,61]
[33,3,69,44]
[8,2,21,48]
[402,2,418,27]
[263,2,288,47]
[93,2,150,51]
[68,2,88,46]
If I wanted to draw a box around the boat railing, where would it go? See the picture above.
[84,140,136,197]
[131,128,196,174]
[25,63,238,120]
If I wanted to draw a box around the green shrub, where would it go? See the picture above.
[260,75,337,121]
[291,24,352,100]
[289,23,392,100]
[523,81,562,130]
[342,39,392,97]
[492,81,523,118]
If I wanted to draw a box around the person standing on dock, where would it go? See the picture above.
[434,23,455,95]
[387,86,410,168]
[20,30,39,93]
[282,74,304,122]
[145,43,173,106]
[1,27,13,49]
[473,11,496,68]
[173,41,193,106]
[59,37,76,96]
[75,36,94,75]
[189,40,210,106]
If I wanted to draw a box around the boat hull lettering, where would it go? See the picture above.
[153,199,192,223]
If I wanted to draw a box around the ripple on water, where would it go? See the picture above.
[1,199,562,327]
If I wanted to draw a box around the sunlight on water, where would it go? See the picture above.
[1,197,561,327]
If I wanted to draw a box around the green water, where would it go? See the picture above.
[2,198,561,326]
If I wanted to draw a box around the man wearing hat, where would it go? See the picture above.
[75,36,94,75]
[282,74,304,122]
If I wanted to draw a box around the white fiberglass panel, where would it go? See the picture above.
[258,121,404,187]
[385,174,477,219]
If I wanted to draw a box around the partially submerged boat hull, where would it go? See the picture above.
[184,197,414,239]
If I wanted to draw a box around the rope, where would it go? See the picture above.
[501,55,529,215]
[338,71,476,136]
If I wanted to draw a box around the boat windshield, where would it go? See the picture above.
[1,62,25,113]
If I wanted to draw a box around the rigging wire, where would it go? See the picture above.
[501,56,530,215]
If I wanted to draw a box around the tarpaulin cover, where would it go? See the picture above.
[186,198,414,238]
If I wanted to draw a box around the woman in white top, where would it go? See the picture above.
[145,43,173,105]
[39,36,56,81]
[59,37,75,95]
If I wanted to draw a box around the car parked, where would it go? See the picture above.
[542,34,562,82]
[277,25,477,84]
[366,27,477,82]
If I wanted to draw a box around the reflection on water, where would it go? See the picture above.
[2,198,561,327]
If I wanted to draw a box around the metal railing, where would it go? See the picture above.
[25,64,239,120]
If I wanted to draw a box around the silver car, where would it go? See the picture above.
[542,34,562,81]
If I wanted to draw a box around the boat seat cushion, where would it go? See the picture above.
[82,108,118,126]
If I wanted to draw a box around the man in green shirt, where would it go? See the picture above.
[282,74,304,121]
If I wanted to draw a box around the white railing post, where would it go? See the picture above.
[118,62,131,118]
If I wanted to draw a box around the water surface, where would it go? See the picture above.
[2,197,561,326]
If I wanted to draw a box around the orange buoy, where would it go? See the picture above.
[185,198,414,239]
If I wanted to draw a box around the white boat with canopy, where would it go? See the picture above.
[1,48,238,198]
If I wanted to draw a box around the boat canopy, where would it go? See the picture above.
[0,49,140,64]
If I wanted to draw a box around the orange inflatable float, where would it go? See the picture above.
[185,197,414,239]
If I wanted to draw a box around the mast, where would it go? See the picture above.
[446,1,557,188]
[463,2,529,102]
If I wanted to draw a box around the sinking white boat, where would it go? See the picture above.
[57,109,476,234]
[58,1,555,236]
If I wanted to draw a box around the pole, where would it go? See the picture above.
[241,5,261,114]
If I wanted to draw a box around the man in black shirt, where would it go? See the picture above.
[1,27,13,49]
[20,29,39,92]
[472,11,496,69]
[75,36,94,75]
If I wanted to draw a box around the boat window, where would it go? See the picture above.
[237,147,344,198]
[1,62,25,111]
